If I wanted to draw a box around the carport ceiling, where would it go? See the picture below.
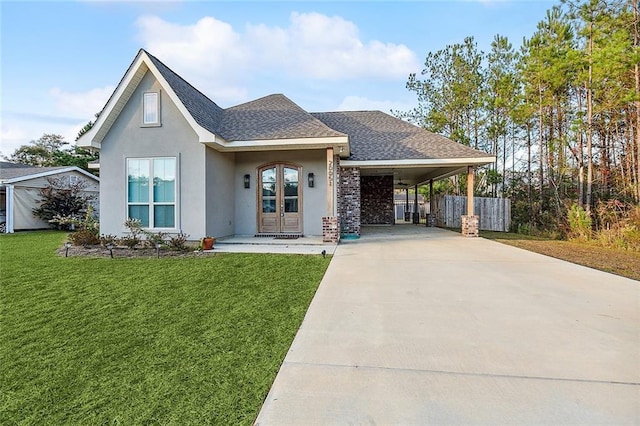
[359,165,468,187]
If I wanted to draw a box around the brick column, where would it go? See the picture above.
[322,216,339,243]
[338,167,361,236]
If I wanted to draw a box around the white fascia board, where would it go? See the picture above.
[341,156,495,168]
[205,136,350,155]
[3,167,100,184]
[77,51,148,149]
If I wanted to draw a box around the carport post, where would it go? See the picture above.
[413,184,419,224]
[426,179,435,227]
[462,166,479,237]
[467,166,474,216]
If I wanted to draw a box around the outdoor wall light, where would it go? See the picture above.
[308,172,315,188]
[244,174,250,189]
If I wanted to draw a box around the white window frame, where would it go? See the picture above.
[69,175,78,186]
[142,91,161,126]
[126,156,178,231]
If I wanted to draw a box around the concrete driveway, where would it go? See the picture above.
[255,226,639,425]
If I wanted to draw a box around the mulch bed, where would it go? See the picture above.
[56,245,211,259]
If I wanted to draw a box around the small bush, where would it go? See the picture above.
[120,235,141,249]
[144,231,168,249]
[100,234,119,247]
[68,229,100,247]
[168,233,190,251]
[568,204,592,241]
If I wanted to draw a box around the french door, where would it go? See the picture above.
[258,164,302,234]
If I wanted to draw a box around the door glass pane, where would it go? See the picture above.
[262,182,275,197]
[154,205,175,228]
[153,158,175,202]
[283,167,298,211]
[262,167,277,213]
[128,159,149,203]
[128,205,149,227]
[284,198,298,213]
[262,199,276,213]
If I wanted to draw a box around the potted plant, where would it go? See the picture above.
[201,236,215,250]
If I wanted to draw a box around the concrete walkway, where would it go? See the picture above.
[255,226,640,425]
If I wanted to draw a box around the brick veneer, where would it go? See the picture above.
[338,167,361,236]
[361,175,394,225]
[322,216,339,243]
[461,215,479,237]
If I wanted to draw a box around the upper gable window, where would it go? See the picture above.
[142,92,160,126]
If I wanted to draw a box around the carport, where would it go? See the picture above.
[312,111,494,239]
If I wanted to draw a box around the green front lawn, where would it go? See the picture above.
[0,231,330,424]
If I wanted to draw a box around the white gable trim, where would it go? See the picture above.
[76,50,217,150]
[1,166,100,185]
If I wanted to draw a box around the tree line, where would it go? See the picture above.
[402,0,639,236]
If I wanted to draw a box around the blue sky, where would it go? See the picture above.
[1,0,554,156]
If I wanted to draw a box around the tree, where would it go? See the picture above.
[3,133,98,172]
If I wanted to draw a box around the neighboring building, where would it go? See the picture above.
[0,162,99,233]
[77,49,493,242]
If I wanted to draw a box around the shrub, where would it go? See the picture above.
[120,235,141,249]
[143,231,168,249]
[99,234,119,248]
[168,233,190,251]
[68,229,100,247]
[33,176,95,228]
[567,204,592,241]
[55,206,100,247]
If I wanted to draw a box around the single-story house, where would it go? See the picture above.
[0,162,100,233]
[77,49,493,242]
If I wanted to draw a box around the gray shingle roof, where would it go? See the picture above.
[145,50,224,135]
[311,111,490,161]
[218,94,346,141]
[0,162,68,180]
[143,50,490,161]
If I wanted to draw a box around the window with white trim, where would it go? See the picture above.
[142,92,160,125]
[127,157,176,228]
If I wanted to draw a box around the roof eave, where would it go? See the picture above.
[202,136,350,156]
[1,166,100,184]
[341,156,495,168]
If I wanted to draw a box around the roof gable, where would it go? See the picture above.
[77,49,220,149]
[145,51,224,135]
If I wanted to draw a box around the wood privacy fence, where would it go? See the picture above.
[433,195,511,232]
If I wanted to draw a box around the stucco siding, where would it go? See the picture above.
[205,148,235,238]
[98,70,206,238]
[234,150,327,236]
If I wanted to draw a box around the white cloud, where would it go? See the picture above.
[135,12,419,104]
[50,86,115,119]
[336,95,415,113]
[0,125,28,158]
